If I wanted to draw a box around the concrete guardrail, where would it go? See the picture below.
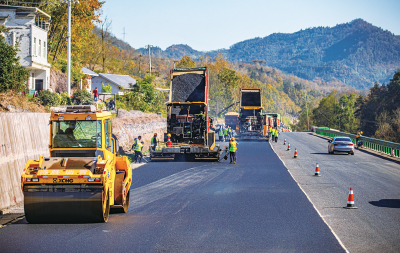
[315,128,400,158]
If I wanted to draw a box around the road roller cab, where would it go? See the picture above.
[21,105,132,223]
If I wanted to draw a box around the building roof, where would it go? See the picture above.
[81,67,99,76]
[96,73,136,90]
[0,4,51,19]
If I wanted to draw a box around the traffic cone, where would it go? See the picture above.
[287,143,291,151]
[314,163,321,176]
[284,138,286,145]
[294,148,297,158]
[343,188,358,209]
[392,149,395,157]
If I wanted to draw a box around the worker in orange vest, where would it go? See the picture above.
[356,132,360,148]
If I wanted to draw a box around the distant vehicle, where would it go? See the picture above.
[225,112,239,131]
[328,137,354,155]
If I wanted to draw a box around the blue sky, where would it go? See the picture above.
[102,0,400,51]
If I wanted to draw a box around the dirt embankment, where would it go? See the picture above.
[112,109,166,153]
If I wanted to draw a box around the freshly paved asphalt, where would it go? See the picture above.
[0,141,345,253]
[274,132,400,253]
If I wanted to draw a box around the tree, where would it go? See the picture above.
[117,75,165,113]
[176,55,195,68]
[312,91,340,128]
[101,83,112,93]
[0,31,29,92]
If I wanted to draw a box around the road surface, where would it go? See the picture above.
[0,140,347,252]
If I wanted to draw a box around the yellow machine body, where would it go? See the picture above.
[21,105,132,223]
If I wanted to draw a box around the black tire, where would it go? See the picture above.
[351,151,355,155]
[121,190,130,213]
[100,191,110,222]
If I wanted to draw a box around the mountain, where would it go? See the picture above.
[226,19,400,89]
[139,19,400,89]
[136,44,206,60]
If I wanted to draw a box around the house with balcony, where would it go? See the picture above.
[0,5,51,93]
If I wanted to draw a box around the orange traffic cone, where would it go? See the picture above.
[344,188,358,209]
[284,138,286,145]
[287,143,291,151]
[294,148,298,158]
[392,149,395,157]
[314,163,321,176]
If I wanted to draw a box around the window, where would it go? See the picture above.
[33,37,36,55]
[51,120,102,148]
[43,42,46,59]
[38,39,41,57]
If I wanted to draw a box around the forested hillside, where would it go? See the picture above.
[295,71,400,143]
[144,19,400,90]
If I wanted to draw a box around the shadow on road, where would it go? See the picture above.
[310,152,350,155]
[354,148,400,165]
[369,199,400,208]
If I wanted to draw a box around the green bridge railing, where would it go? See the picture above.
[315,128,400,158]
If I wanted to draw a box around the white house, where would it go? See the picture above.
[0,5,51,93]
[91,73,136,94]
[81,67,99,92]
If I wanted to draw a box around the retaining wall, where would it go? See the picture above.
[0,113,50,211]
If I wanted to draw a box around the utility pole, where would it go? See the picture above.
[306,94,309,130]
[67,0,71,97]
[145,45,153,75]
[173,60,179,68]
[122,27,127,42]
[138,54,142,77]
[62,0,79,97]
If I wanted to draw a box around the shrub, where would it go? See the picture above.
[71,89,93,105]
[58,92,71,105]
[101,82,112,93]
[38,90,60,106]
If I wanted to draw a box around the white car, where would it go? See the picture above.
[328,137,355,155]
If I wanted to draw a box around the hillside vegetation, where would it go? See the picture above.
[140,19,400,90]
[295,71,400,143]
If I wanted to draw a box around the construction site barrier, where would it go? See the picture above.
[0,113,50,211]
[315,128,400,158]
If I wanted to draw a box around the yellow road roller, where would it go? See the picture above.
[21,105,132,223]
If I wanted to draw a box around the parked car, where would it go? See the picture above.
[328,136,355,155]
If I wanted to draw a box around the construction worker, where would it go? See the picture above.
[274,128,279,143]
[271,128,275,142]
[356,132,360,148]
[229,137,239,164]
[151,133,158,151]
[166,133,172,147]
[269,127,273,141]
[224,127,229,141]
[228,126,232,138]
[131,136,141,151]
[64,122,81,147]
[134,141,144,163]
[219,128,224,142]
